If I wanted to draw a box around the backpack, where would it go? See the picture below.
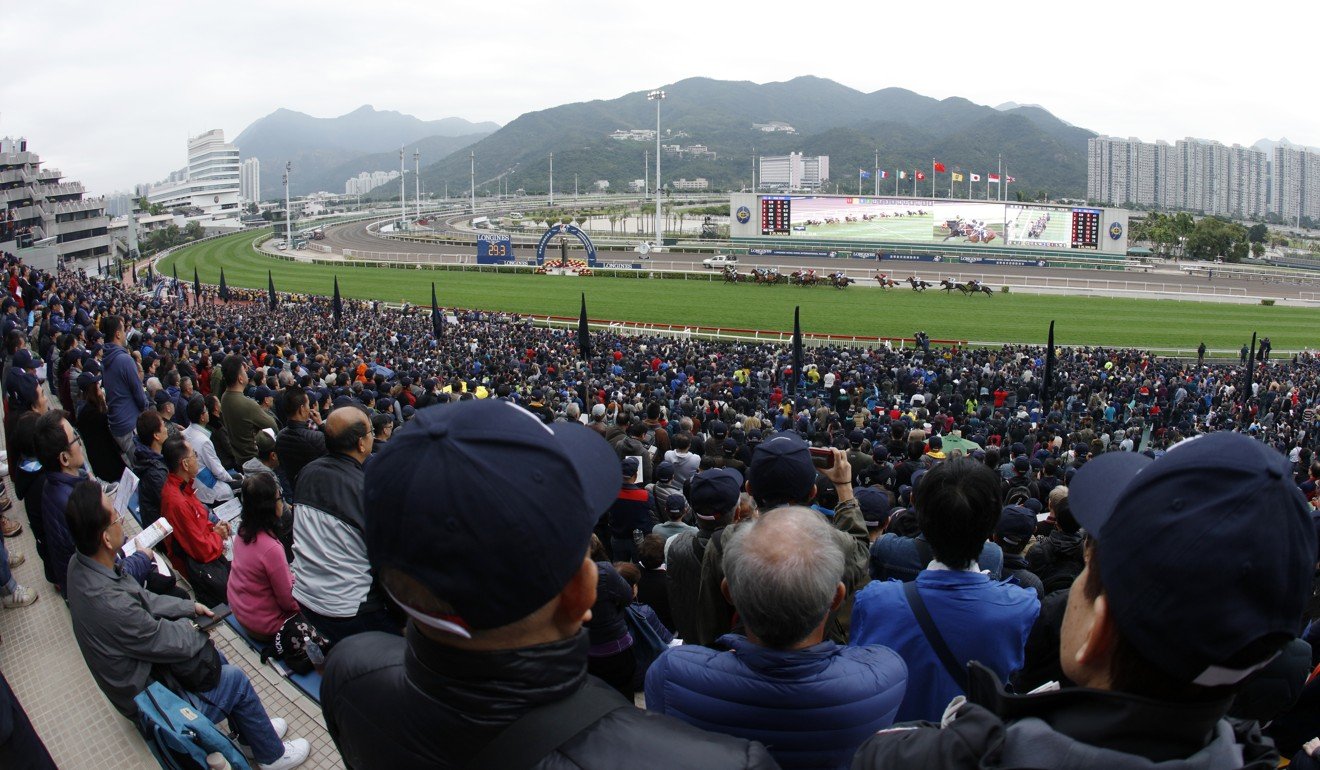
[134,681,251,770]
[263,613,333,675]
[1004,476,1033,507]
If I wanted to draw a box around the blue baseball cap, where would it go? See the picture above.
[995,504,1036,546]
[363,400,619,637]
[1070,432,1316,686]
[747,433,815,505]
[688,467,743,519]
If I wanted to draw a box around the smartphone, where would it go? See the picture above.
[809,447,835,469]
[197,603,232,632]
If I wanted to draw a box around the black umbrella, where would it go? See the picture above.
[790,306,803,395]
[578,293,592,361]
[431,282,443,341]
[333,276,343,329]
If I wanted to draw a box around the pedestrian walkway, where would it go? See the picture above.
[0,423,344,768]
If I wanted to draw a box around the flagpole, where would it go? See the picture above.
[894,171,899,196]
[858,169,862,195]
[874,149,879,196]
[931,159,935,198]
[998,154,1003,201]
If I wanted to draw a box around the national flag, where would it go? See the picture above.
[988,173,1001,183]
[933,162,946,173]
[879,171,889,179]
[970,173,982,182]
[951,172,964,182]
[577,293,592,361]
[859,169,870,179]
[1006,176,1016,183]
[193,268,201,306]
[915,171,926,181]
[898,171,908,179]
[219,268,229,302]
[1042,321,1056,408]
[332,276,343,328]
[267,270,278,310]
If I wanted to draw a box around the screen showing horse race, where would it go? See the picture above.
[754,195,1110,251]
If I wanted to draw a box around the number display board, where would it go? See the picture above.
[477,233,513,260]
[1070,209,1101,250]
[761,197,791,236]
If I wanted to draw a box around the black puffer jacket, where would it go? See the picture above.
[323,626,778,770]
[274,421,326,498]
[133,443,168,525]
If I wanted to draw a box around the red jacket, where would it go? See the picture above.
[161,472,225,564]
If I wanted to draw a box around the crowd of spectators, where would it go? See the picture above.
[0,250,1319,769]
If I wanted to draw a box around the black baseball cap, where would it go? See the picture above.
[748,433,815,504]
[995,505,1036,546]
[688,467,742,520]
[363,401,619,638]
[1070,432,1316,686]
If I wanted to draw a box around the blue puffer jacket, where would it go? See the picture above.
[645,634,907,770]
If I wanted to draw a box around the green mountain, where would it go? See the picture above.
[234,105,497,198]
[416,76,1093,200]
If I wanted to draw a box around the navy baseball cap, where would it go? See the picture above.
[666,493,687,513]
[11,349,35,371]
[688,467,743,519]
[995,505,1036,546]
[363,401,620,638]
[1070,432,1316,686]
[76,371,101,391]
[656,461,675,481]
[621,456,640,478]
[748,433,816,505]
[855,487,888,529]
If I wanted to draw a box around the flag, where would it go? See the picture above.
[97,259,103,276]
[898,171,907,179]
[172,263,178,281]
[219,268,229,303]
[879,171,889,179]
[1006,176,1016,183]
[951,172,965,182]
[147,262,154,283]
[988,173,1001,184]
[193,268,201,306]
[1041,321,1056,409]
[933,162,946,173]
[267,270,277,310]
[859,169,870,179]
[790,306,803,396]
[915,171,926,181]
[332,276,343,328]
[577,293,592,361]
[970,173,982,182]
[431,282,443,341]
[1243,332,1257,423]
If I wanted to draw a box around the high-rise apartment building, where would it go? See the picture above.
[1088,135,1268,218]
[240,158,261,203]
[758,153,830,191]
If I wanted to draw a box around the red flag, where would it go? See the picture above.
[933,162,946,173]
[915,171,926,181]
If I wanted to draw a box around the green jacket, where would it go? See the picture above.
[221,389,277,465]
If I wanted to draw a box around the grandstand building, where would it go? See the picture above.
[0,136,110,266]
[1088,136,1267,219]
[145,129,241,218]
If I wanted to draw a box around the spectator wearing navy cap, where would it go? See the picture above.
[746,433,871,644]
[854,431,1317,769]
[665,467,743,646]
[605,456,652,563]
[851,458,1039,724]
[98,315,147,464]
[646,461,682,523]
[74,368,125,483]
[995,505,1045,601]
[653,494,695,544]
[320,400,775,770]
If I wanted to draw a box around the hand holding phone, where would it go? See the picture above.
[196,603,232,632]
[809,447,835,469]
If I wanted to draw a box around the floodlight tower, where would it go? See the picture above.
[284,161,292,248]
[647,89,666,250]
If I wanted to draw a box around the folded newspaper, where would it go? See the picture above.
[122,517,173,557]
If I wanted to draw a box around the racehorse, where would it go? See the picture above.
[723,267,743,284]
[940,279,973,295]
[753,268,782,285]
[970,282,994,297]
[873,272,899,289]
[907,276,932,292]
[830,273,855,289]
[790,270,820,287]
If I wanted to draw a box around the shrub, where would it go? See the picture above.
[1000,285,1011,294]
[1260,298,1275,306]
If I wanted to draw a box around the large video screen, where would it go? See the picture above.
[768,195,1100,250]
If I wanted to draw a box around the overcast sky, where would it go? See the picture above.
[3,0,1312,195]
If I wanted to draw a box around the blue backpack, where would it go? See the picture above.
[134,682,251,770]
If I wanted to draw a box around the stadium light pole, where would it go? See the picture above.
[414,149,421,223]
[648,89,666,250]
[399,147,406,231]
[284,161,292,248]
[549,152,554,206]
[470,151,476,214]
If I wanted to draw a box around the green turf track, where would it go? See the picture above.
[160,231,1318,351]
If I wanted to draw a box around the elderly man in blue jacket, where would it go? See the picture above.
[646,505,908,770]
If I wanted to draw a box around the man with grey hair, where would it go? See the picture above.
[646,506,907,769]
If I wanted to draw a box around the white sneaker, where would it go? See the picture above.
[239,719,289,759]
[1,585,37,609]
[6,551,23,568]
[258,739,310,770]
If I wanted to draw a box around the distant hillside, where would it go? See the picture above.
[234,105,497,198]
[416,76,1095,200]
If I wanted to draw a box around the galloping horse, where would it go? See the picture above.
[907,276,932,292]
[940,279,971,295]
[830,273,855,289]
[873,272,899,288]
[722,267,743,283]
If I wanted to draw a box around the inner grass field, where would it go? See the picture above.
[159,230,1318,352]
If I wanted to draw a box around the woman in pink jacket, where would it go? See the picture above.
[228,473,298,641]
